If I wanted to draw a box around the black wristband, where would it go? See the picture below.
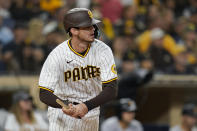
[84,101,95,111]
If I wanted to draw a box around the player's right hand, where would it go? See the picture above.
[71,103,88,118]
[62,103,76,116]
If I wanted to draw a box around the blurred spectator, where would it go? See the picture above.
[42,21,65,57]
[172,17,188,45]
[90,1,102,20]
[0,47,6,72]
[172,0,189,17]
[76,0,91,8]
[111,36,128,73]
[102,17,115,40]
[101,98,143,131]
[26,18,45,46]
[0,0,14,28]
[136,0,160,20]
[161,9,175,34]
[65,0,77,9]
[139,55,153,71]
[0,108,8,131]
[20,44,36,73]
[120,0,133,6]
[4,91,48,131]
[118,68,153,100]
[121,36,140,74]
[2,24,27,73]
[147,5,160,18]
[137,16,180,56]
[54,6,69,31]
[170,102,197,131]
[183,25,197,58]
[40,0,64,14]
[189,8,197,28]
[32,47,45,73]
[183,0,197,19]
[2,23,28,73]
[99,0,123,40]
[0,15,14,45]
[118,36,153,98]
[0,0,11,18]
[166,51,194,74]
[147,28,174,72]
[163,0,176,11]
[115,5,138,36]
[26,0,43,16]
[122,36,142,72]
[121,60,136,74]
[100,0,123,24]
[9,0,34,22]
[2,21,48,74]
[143,5,160,32]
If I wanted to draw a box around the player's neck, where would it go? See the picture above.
[119,120,130,129]
[181,123,192,131]
[70,38,90,53]
[21,111,32,123]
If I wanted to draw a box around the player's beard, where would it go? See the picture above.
[78,32,95,43]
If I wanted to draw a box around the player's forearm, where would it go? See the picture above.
[84,80,118,111]
[39,88,63,108]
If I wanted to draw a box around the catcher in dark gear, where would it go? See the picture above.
[101,98,143,131]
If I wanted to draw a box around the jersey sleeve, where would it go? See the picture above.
[99,47,118,84]
[39,51,60,92]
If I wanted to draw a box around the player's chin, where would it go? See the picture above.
[87,37,95,42]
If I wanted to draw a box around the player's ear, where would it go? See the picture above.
[70,28,79,36]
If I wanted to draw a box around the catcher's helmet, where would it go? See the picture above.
[182,103,197,117]
[63,8,101,35]
[116,98,137,119]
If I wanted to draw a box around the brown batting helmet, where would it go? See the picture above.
[63,8,101,32]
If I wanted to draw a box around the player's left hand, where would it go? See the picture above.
[62,103,76,116]
[71,103,88,118]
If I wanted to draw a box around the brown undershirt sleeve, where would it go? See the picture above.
[39,88,65,108]
[84,80,118,111]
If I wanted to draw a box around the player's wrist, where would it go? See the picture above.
[84,101,95,111]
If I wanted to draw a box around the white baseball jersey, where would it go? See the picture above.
[39,39,118,131]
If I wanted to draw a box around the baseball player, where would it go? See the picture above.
[38,8,118,131]
[170,103,197,131]
[101,98,143,131]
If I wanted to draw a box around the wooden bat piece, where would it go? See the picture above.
[56,99,70,109]
[56,99,82,119]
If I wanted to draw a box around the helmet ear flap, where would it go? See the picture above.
[93,25,100,38]
[116,104,123,120]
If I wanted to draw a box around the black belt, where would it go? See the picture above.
[72,102,79,105]
[63,100,79,106]
[63,100,79,105]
